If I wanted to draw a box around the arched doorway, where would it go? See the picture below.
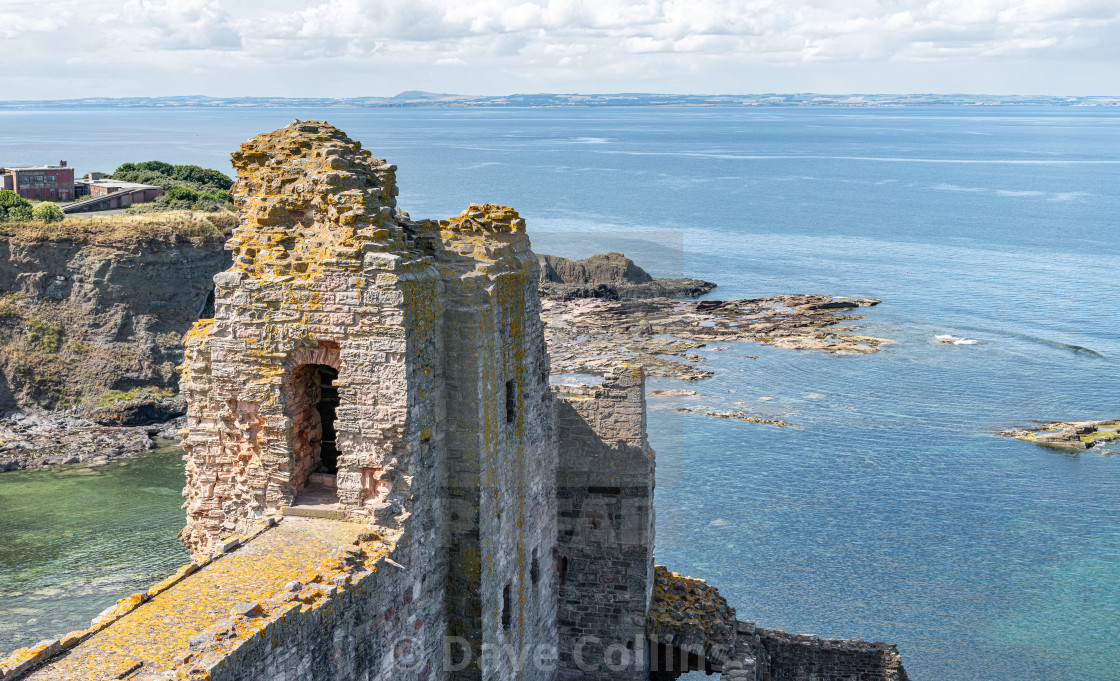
[288,362,341,498]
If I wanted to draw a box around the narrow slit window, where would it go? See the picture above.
[530,548,540,586]
[502,582,512,630]
[505,380,516,423]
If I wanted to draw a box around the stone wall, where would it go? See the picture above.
[185,535,444,681]
[753,626,909,681]
[179,121,445,555]
[554,366,655,680]
[414,206,558,681]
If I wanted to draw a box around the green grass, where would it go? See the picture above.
[0,210,236,245]
[94,387,177,409]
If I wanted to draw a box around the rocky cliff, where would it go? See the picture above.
[538,252,716,299]
[0,212,233,410]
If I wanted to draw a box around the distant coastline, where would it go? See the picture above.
[1,91,1119,109]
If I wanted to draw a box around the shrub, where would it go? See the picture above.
[165,185,200,202]
[31,202,65,223]
[0,190,33,222]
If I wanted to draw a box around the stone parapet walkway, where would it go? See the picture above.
[7,518,377,681]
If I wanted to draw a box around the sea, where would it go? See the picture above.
[1,105,1119,681]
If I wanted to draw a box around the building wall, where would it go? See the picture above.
[88,185,164,203]
[554,366,655,680]
[10,167,73,200]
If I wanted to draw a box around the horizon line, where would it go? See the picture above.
[2,92,1119,109]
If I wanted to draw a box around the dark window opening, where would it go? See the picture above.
[558,556,569,586]
[505,380,516,423]
[315,365,340,474]
[530,549,540,585]
[588,486,622,495]
[199,287,215,320]
[501,583,512,630]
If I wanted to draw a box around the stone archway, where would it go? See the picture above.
[285,343,342,500]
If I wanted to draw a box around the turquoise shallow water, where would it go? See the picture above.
[0,447,187,651]
[2,106,1119,679]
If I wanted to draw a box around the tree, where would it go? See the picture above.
[201,168,234,190]
[31,202,65,223]
[136,160,175,175]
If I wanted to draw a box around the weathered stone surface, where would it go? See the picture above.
[648,566,737,669]
[0,408,157,471]
[554,366,656,680]
[82,395,186,426]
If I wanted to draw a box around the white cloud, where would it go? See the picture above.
[2,0,1120,97]
[114,0,242,50]
[0,14,61,39]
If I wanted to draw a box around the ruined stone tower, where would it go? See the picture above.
[0,121,909,681]
[179,121,561,679]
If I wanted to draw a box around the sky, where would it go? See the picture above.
[2,0,1119,99]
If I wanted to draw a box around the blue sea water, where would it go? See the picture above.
[2,106,1120,680]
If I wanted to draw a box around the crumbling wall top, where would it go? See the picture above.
[225,120,409,280]
[648,565,737,665]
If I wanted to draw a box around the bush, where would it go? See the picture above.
[165,185,200,202]
[0,190,33,222]
[109,161,235,215]
[112,161,232,193]
[31,202,65,223]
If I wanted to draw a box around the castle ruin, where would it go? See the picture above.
[1,122,907,681]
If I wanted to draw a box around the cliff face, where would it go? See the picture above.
[0,214,232,410]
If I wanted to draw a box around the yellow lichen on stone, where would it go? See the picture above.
[22,518,385,680]
[647,565,736,659]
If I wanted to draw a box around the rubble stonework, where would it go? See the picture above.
[1,121,908,681]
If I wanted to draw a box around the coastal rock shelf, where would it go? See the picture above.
[674,407,790,427]
[0,398,184,471]
[1002,420,1120,451]
[542,294,891,380]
